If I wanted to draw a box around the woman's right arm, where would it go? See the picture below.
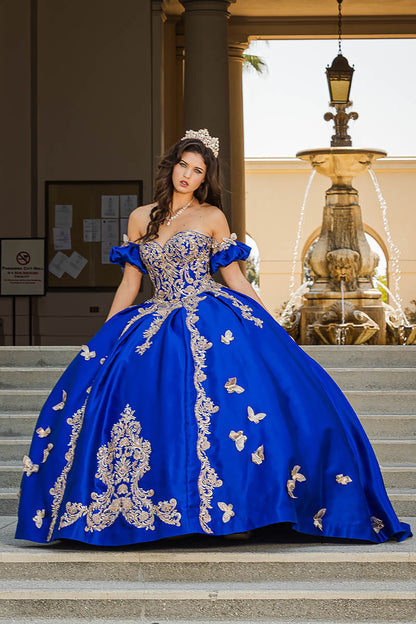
[105,208,146,322]
[105,264,142,322]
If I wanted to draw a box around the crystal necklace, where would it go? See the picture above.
[165,198,193,226]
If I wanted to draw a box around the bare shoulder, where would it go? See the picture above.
[128,203,157,239]
[202,205,230,239]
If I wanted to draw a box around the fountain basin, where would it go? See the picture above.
[296,147,387,184]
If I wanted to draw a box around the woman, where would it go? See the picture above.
[16,129,411,545]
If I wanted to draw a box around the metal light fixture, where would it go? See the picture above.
[324,0,358,146]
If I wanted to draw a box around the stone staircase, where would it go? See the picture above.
[0,345,414,623]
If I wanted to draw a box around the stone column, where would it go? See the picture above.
[151,1,166,179]
[180,0,232,225]
[228,40,248,241]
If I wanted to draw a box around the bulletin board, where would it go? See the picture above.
[46,180,143,290]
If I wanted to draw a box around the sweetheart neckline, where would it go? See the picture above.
[142,229,213,251]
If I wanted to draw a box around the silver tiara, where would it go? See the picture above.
[180,128,219,158]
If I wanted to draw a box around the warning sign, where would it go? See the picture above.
[1,239,45,296]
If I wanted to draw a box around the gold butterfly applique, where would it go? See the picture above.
[247,405,266,424]
[287,465,306,499]
[251,445,265,465]
[229,430,247,451]
[22,455,39,477]
[52,389,67,411]
[32,509,45,529]
[218,502,235,523]
[313,508,326,531]
[221,330,234,345]
[336,474,352,485]
[371,516,384,534]
[80,345,96,360]
[36,426,51,438]
[224,377,245,394]
[42,443,54,463]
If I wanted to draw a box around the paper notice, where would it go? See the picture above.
[101,219,119,244]
[101,195,119,218]
[48,252,69,278]
[83,219,101,242]
[120,195,138,218]
[101,242,114,265]
[53,227,71,250]
[65,251,88,279]
[120,218,129,239]
[55,204,73,227]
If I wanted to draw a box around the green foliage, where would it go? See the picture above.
[242,54,267,75]
[375,275,388,303]
[246,256,259,288]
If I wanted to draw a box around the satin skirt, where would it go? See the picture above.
[15,288,412,545]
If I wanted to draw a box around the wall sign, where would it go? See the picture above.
[1,238,46,296]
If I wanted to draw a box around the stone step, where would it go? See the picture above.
[0,367,64,389]
[1,485,415,517]
[0,346,78,367]
[1,412,415,440]
[327,368,416,390]
[0,621,413,624]
[345,390,416,415]
[0,579,414,622]
[1,365,415,393]
[0,389,49,412]
[0,345,415,370]
[2,459,415,491]
[359,415,416,439]
[303,345,416,369]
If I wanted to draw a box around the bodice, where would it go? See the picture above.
[140,230,216,302]
[110,229,251,303]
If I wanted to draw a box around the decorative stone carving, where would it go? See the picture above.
[312,301,379,345]
[326,248,360,291]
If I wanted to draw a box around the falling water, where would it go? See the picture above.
[340,278,345,325]
[288,170,316,298]
[373,277,410,325]
[279,280,313,326]
[368,168,406,318]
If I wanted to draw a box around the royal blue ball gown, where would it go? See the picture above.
[15,230,411,545]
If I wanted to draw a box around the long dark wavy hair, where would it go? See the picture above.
[139,138,223,243]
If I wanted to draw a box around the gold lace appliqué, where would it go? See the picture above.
[371,516,384,534]
[52,390,67,411]
[42,443,54,463]
[32,509,45,529]
[224,377,245,394]
[221,329,234,344]
[336,473,352,485]
[184,297,223,534]
[313,508,326,531]
[218,501,235,523]
[251,445,265,465]
[22,455,39,476]
[80,345,96,360]
[59,404,181,533]
[287,465,306,499]
[47,400,87,541]
[36,426,51,438]
[229,430,247,451]
[247,406,266,423]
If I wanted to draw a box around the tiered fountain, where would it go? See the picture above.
[283,29,415,346]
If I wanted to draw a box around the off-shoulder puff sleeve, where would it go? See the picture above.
[109,242,148,274]
[210,233,251,273]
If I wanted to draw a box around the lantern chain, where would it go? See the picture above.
[338,0,343,55]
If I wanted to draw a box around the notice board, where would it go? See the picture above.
[46,180,143,290]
